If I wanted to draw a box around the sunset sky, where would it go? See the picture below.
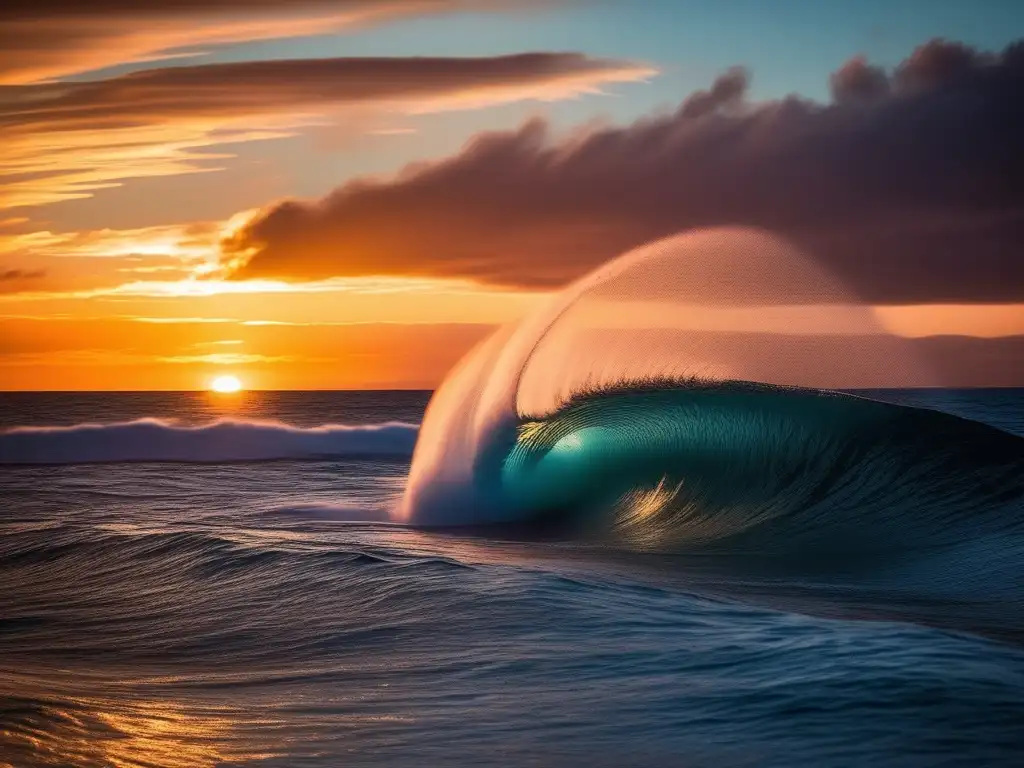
[2,0,1022,390]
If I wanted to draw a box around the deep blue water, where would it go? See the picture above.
[1,389,1022,767]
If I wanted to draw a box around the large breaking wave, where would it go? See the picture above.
[398,228,1024,567]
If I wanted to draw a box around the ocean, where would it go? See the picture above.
[1,388,1022,767]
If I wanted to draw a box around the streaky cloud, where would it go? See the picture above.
[0,53,652,210]
[0,0,550,84]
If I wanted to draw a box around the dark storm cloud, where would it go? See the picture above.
[223,39,1024,305]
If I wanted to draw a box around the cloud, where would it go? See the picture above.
[0,268,45,281]
[0,221,226,295]
[0,53,653,210]
[829,56,890,105]
[223,39,1024,305]
[894,38,989,90]
[157,352,292,365]
[913,334,1024,387]
[0,267,46,294]
[2,54,652,134]
[0,0,541,84]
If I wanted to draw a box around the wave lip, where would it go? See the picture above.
[0,418,419,465]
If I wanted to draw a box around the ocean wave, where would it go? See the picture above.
[0,528,468,594]
[502,382,1024,554]
[0,418,418,465]
[399,227,1024,570]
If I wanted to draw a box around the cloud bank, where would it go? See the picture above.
[223,39,1024,305]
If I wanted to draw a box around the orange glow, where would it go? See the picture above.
[0,298,1021,390]
[0,18,1016,392]
[0,695,285,768]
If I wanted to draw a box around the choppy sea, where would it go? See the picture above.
[1,388,1022,767]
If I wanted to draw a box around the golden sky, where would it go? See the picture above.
[1,3,1021,389]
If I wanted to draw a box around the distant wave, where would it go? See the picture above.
[0,418,419,465]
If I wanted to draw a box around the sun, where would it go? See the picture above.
[210,374,243,393]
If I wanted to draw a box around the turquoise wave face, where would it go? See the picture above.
[499,383,1024,554]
